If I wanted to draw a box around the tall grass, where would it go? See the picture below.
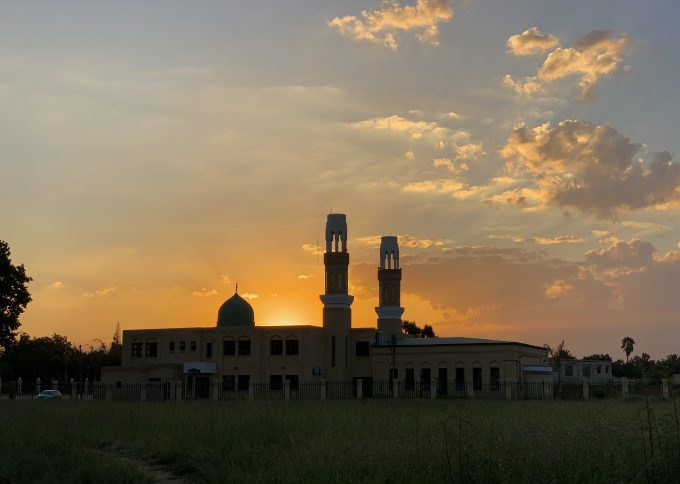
[1,399,680,483]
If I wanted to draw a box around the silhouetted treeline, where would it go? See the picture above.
[611,353,680,381]
[0,333,121,383]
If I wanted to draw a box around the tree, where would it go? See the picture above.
[621,337,635,363]
[401,320,436,338]
[0,241,32,352]
[543,340,574,381]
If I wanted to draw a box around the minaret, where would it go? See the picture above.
[376,236,404,341]
[320,213,353,378]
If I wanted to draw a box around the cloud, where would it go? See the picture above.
[221,274,231,284]
[502,75,544,95]
[539,30,630,96]
[442,111,460,119]
[192,288,218,297]
[499,120,680,217]
[329,0,454,50]
[507,27,560,56]
[488,234,585,245]
[585,238,656,271]
[433,158,469,176]
[298,274,312,279]
[405,149,415,159]
[48,281,63,289]
[353,115,440,139]
[544,279,575,299]
[81,286,117,298]
[357,234,447,249]
[350,239,680,351]
[302,243,322,254]
[504,30,631,97]
[241,293,258,300]
[454,143,485,161]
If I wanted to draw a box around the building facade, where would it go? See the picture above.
[102,214,549,396]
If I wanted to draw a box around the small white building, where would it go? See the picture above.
[557,358,612,383]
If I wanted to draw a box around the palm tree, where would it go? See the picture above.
[621,337,635,363]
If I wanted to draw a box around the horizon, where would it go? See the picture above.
[2,0,679,359]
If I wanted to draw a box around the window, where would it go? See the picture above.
[355,341,370,357]
[605,366,609,374]
[438,368,448,396]
[389,368,398,380]
[286,339,299,356]
[286,375,299,391]
[179,341,186,352]
[270,375,283,390]
[223,340,235,356]
[131,341,142,358]
[597,365,602,374]
[206,342,212,359]
[190,341,197,352]
[455,367,465,391]
[238,339,251,356]
[565,365,574,377]
[169,341,175,352]
[472,368,482,390]
[223,375,235,391]
[421,368,431,391]
[145,341,158,358]
[149,377,161,382]
[583,365,591,377]
[490,367,500,389]
[405,368,415,391]
[237,375,250,391]
[270,339,283,356]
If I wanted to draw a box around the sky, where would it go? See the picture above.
[2,0,679,359]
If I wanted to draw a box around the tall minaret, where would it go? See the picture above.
[376,236,404,341]
[320,213,353,378]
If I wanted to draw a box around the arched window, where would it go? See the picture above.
[270,336,283,356]
[145,338,158,358]
[223,338,235,356]
[131,339,143,358]
[285,337,299,356]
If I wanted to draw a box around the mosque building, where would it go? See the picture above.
[102,214,549,397]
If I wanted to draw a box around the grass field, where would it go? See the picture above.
[1,398,679,483]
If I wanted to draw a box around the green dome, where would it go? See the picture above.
[217,292,255,327]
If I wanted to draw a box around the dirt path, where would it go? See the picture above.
[92,448,193,484]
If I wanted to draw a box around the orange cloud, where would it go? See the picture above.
[500,120,680,217]
[192,288,218,298]
[507,27,559,56]
[329,0,454,49]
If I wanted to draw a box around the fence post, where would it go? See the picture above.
[52,379,58,390]
[392,379,399,399]
[105,385,112,401]
[582,378,589,400]
[248,381,255,401]
[70,379,77,400]
[662,379,669,399]
[140,383,147,402]
[175,380,183,401]
[466,381,474,399]
[320,380,326,400]
[284,379,291,401]
[543,379,552,400]
[356,379,363,399]
[18,378,24,396]
[84,378,89,399]
[431,379,437,400]
[505,381,512,401]
[212,381,219,401]
[621,377,628,398]
[0,376,2,395]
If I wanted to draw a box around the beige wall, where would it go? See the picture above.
[107,324,547,386]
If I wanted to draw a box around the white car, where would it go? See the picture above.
[35,389,62,400]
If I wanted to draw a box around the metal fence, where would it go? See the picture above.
[1,378,677,402]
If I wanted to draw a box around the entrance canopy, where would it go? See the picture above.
[183,362,216,374]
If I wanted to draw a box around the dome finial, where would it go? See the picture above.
[235,282,238,294]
